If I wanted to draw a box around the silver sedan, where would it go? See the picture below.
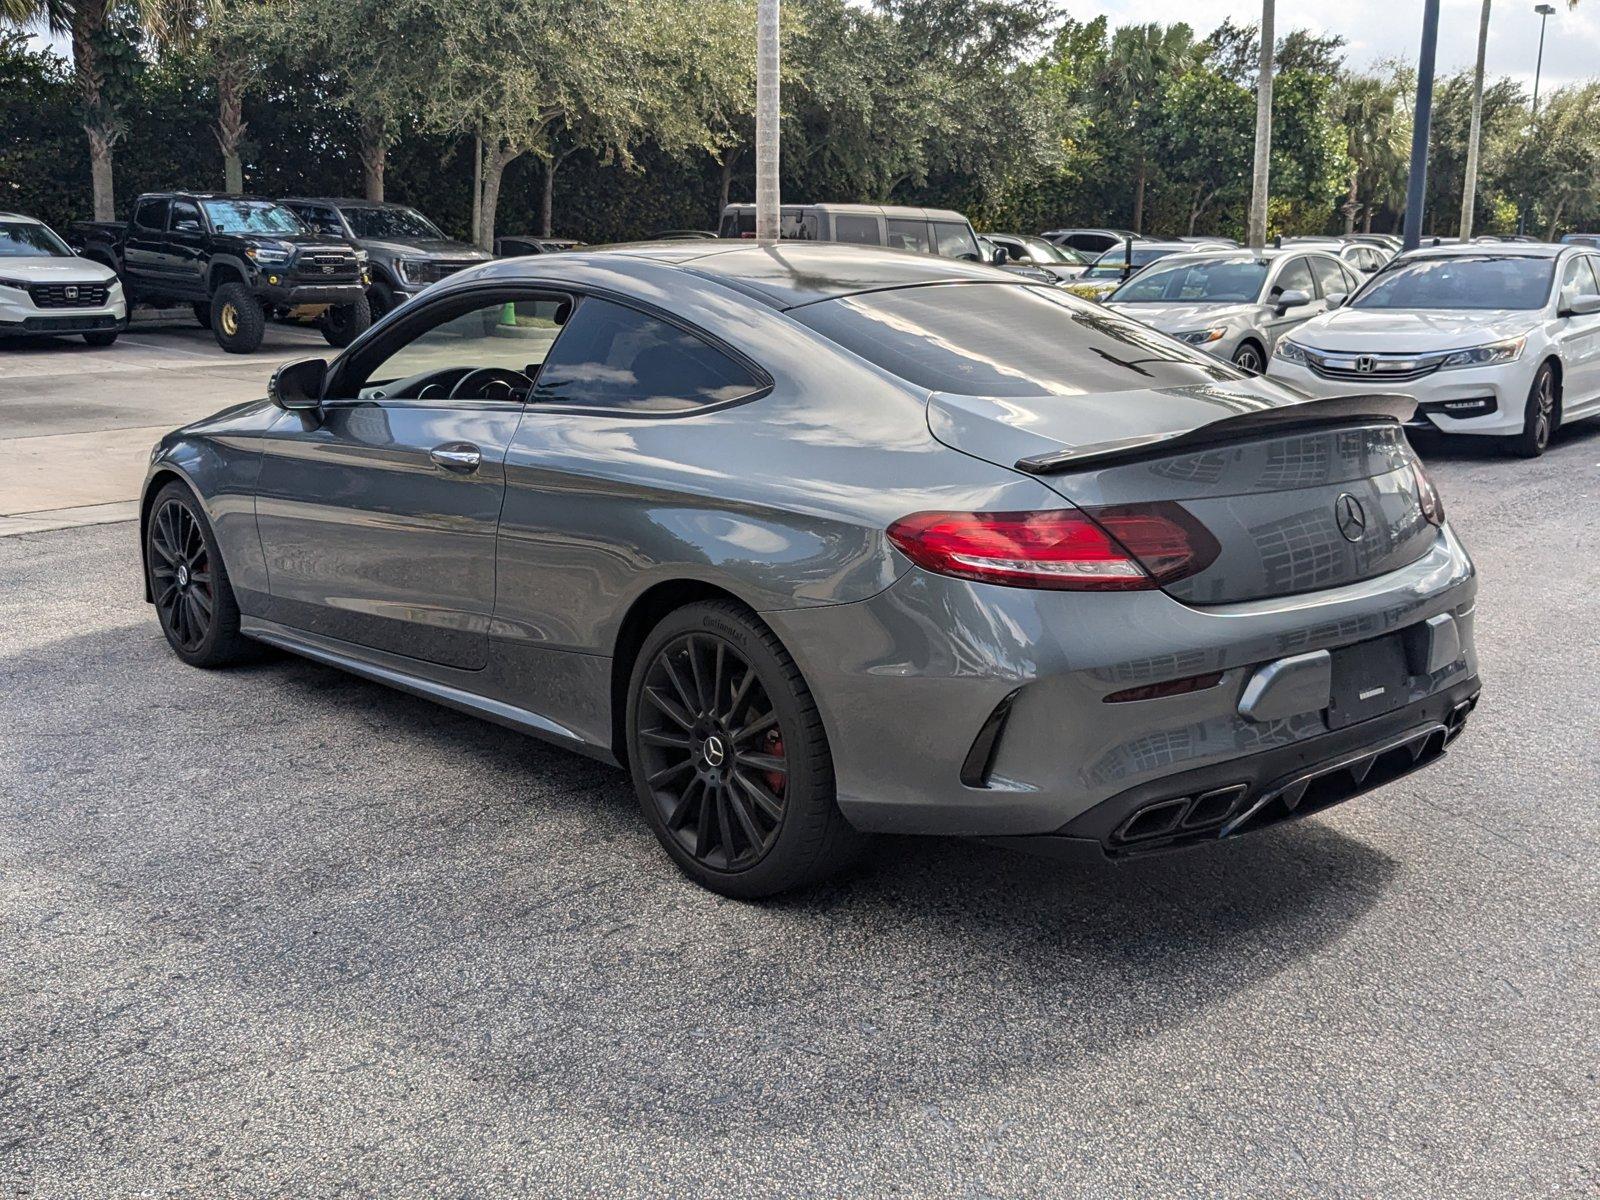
[1105,248,1366,373]
[139,243,1480,897]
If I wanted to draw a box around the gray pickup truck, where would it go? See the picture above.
[281,198,490,318]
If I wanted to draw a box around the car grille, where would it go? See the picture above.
[1304,348,1444,383]
[291,247,361,282]
[405,259,479,285]
[28,282,111,309]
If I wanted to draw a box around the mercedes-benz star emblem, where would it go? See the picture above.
[702,735,726,768]
[1354,355,1377,374]
[1335,493,1368,542]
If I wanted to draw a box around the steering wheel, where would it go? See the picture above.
[449,367,534,401]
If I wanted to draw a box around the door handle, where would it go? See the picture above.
[430,443,482,473]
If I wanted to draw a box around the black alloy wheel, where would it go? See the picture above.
[149,495,215,654]
[637,630,788,872]
[145,481,254,667]
[1509,362,1558,458]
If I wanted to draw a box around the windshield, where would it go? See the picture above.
[793,282,1235,396]
[1352,255,1554,311]
[1110,259,1269,304]
[0,221,73,258]
[200,200,304,235]
[1083,246,1174,279]
[342,206,444,240]
[1018,237,1072,264]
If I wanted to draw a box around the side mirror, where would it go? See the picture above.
[1561,294,1600,317]
[990,246,1008,266]
[1325,291,1349,310]
[1274,288,1311,315]
[269,357,328,411]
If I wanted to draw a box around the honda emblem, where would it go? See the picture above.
[1354,355,1377,374]
[64,286,78,300]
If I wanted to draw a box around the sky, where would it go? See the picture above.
[1093,0,1599,92]
[23,1,1600,94]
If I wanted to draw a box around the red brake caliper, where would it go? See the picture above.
[763,729,786,796]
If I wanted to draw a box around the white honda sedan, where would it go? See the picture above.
[1267,244,1600,457]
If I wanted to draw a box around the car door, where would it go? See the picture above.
[123,198,168,292]
[1262,255,1322,346]
[163,198,209,298]
[1554,254,1600,412]
[252,287,572,670]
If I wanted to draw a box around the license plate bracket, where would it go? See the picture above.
[1327,633,1413,729]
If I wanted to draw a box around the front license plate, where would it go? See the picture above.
[1327,634,1412,729]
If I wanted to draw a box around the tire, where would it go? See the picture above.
[1507,361,1559,458]
[1232,340,1265,374]
[144,480,256,668]
[210,281,265,353]
[192,301,211,329]
[626,600,869,899]
[368,280,399,319]
[82,330,118,347]
[321,292,372,348]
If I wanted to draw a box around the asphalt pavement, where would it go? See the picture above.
[0,330,1598,1197]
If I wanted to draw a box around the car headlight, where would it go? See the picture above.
[1439,336,1525,369]
[397,259,425,285]
[1177,327,1226,345]
[354,248,370,265]
[0,276,27,290]
[246,243,294,265]
[1274,338,1309,364]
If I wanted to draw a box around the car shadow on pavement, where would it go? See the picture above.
[1409,415,1600,462]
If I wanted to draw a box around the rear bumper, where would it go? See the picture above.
[765,524,1477,838]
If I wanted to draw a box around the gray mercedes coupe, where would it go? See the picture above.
[140,242,1481,897]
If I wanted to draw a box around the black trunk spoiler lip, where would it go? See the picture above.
[1013,392,1418,475]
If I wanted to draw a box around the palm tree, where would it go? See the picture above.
[2,0,120,218]
[1098,23,1196,234]
[1337,72,1407,234]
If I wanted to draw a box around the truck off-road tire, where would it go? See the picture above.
[321,293,372,348]
[368,280,399,319]
[626,600,870,899]
[210,282,266,354]
[192,301,211,329]
[82,330,118,347]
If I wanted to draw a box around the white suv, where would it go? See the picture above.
[0,212,126,346]
[1266,244,1600,457]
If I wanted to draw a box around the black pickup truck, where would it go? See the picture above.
[72,192,372,353]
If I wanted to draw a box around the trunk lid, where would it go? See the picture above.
[927,382,1438,605]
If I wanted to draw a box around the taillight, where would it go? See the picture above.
[886,504,1218,592]
[1412,461,1445,526]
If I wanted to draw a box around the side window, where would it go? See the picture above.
[1308,256,1347,299]
[833,214,882,245]
[133,198,169,231]
[1272,257,1315,300]
[1559,255,1600,307]
[885,218,931,253]
[531,297,764,414]
[932,222,981,260]
[1341,263,1364,293]
[168,200,202,233]
[778,210,819,240]
[350,294,572,400]
[297,205,343,237]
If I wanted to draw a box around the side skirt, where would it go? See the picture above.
[240,616,621,767]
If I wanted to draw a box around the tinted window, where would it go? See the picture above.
[793,283,1235,397]
[1307,256,1348,299]
[134,199,168,231]
[1271,257,1315,299]
[168,200,202,232]
[532,298,764,413]
[1353,255,1555,311]
[1110,259,1267,303]
[833,215,881,245]
[886,218,930,253]
[355,295,571,398]
[932,221,980,260]
[779,210,819,240]
[294,205,345,237]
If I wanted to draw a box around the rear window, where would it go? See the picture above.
[792,283,1237,397]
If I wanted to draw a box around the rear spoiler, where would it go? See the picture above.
[1014,392,1417,475]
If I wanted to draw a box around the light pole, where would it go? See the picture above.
[754,0,781,243]
[1519,3,1556,235]
[1402,0,1441,251]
